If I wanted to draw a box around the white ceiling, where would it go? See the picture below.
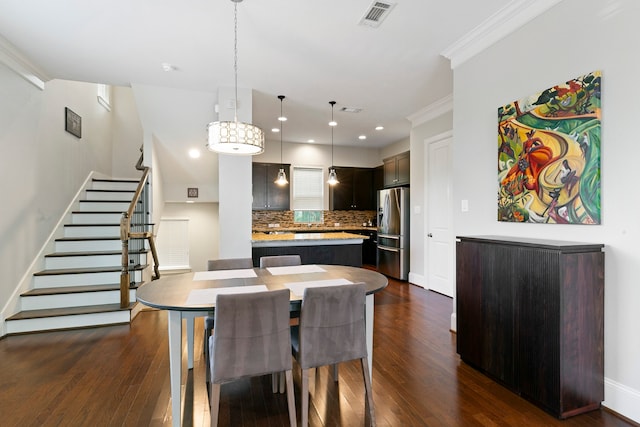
[0,0,520,192]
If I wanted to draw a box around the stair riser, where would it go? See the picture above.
[64,226,120,238]
[6,311,131,335]
[91,181,139,191]
[85,191,134,201]
[79,201,130,212]
[45,253,147,269]
[34,270,143,288]
[55,239,145,252]
[21,289,136,310]
[72,213,123,224]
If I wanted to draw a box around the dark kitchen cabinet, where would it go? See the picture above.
[456,236,604,419]
[252,163,290,210]
[329,167,374,210]
[383,151,410,187]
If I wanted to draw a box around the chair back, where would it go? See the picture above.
[259,255,302,268]
[208,257,253,271]
[297,283,367,369]
[211,289,292,383]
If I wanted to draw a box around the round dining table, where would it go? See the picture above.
[136,264,388,427]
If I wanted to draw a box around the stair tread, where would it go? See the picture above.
[72,211,127,214]
[92,178,140,183]
[64,223,152,227]
[79,199,138,203]
[7,303,136,321]
[23,282,141,296]
[34,264,149,276]
[45,249,148,258]
[56,236,123,241]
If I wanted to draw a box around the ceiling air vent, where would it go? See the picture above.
[340,106,362,113]
[359,1,396,28]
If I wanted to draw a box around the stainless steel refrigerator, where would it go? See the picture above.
[377,187,409,280]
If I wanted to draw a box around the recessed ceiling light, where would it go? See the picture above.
[375,126,384,131]
[189,148,201,158]
[272,128,280,133]
[307,139,315,143]
[278,116,287,122]
[359,135,367,140]
[329,121,337,127]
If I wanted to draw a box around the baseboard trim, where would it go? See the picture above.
[408,272,425,288]
[603,378,640,424]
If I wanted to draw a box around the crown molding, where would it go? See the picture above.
[407,94,452,127]
[441,0,564,69]
[0,35,49,90]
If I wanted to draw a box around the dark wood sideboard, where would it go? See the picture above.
[455,235,604,419]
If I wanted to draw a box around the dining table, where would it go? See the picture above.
[136,264,388,427]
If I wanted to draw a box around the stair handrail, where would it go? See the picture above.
[120,150,160,308]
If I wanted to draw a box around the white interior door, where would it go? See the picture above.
[426,133,453,297]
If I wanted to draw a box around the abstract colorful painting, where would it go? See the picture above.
[497,71,601,224]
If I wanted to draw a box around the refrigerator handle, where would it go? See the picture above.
[378,234,400,239]
[378,245,400,253]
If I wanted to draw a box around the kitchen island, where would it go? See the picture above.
[251,232,367,267]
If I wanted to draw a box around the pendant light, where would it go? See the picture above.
[274,95,288,185]
[206,0,264,155]
[327,101,339,185]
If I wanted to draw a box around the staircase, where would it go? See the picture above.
[5,178,152,335]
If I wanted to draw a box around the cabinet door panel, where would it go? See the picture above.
[456,241,483,366]
[252,164,267,209]
[396,152,410,185]
[353,168,374,209]
[267,164,290,210]
[517,248,560,412]
[329,168,354,210]
[480,243,516,386]
[383,158,397,187]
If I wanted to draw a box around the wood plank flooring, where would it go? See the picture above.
[0,278,636,427]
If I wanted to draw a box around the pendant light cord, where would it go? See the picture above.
[280,98,284,167]
[233,1,239,123]
[330,101,335,167]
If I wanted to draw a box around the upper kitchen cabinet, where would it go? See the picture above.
[329,167,375,210]
[383,151,410,187]
[252,163,290,210]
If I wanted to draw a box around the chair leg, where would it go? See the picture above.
[271,373,278,393]
[332,363,339,382]
[360,357,376,427]
[205,329,211,384]
[210,383,221,427]
[279,371,285,394]
[301,368,310,427]
[285,370,297,427]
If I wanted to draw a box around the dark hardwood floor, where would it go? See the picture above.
[0,277,636,427]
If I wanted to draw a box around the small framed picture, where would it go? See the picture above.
[65,107,82,138]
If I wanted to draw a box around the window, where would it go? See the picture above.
[97,84,111,111]
[292,166,323,223]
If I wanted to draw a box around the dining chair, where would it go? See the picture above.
[204,257,254,385]
[259,254,302,268]
[209,289,296,427]
[259,254,302,392]
[291,283,375,427]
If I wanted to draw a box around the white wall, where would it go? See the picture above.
[0,69,114,329]
[159,202,220,271]
[111,86,144,178]
[451,0,640,421]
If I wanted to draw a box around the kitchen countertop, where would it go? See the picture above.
[251,231,368,247]
[253,226,377,233]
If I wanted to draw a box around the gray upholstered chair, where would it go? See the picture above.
[259,254,302,268]
[209,289,296,427]
[259,254,302,392]
[291,283,375,427]
[204,257,254,384]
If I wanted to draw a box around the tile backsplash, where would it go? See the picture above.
[253,210,376,229]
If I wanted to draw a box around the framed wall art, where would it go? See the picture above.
[65,107,82,138]
[497,71,601,224]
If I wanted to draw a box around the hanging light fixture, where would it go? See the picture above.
[206,0,264,155]
[327,101,339,185]
[274,95,288,185]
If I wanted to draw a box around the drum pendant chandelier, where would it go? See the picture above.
[206,0,264,155]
